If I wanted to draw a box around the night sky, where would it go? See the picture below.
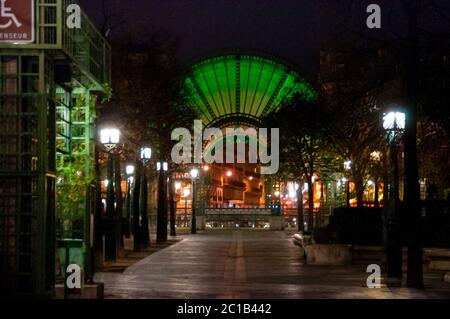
[78,0,335,76]
[78,0,448,77]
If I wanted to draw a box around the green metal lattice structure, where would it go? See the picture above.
[182,53,317,216]
[182,53,317,128]
[0,0,110,297]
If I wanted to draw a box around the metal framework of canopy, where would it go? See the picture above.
[182,53,317,128]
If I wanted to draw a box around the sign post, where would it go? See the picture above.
[0,0,34,44]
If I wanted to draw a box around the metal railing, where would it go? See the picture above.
[60,0,111,86]
[203,208,272,228]
[1,0,111,87]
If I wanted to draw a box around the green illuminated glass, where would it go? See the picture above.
[183,54,317,126]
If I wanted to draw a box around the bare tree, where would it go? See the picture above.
[321,0,450,288]
[265,98,335,231]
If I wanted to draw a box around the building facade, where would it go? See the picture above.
[0,0,110,297]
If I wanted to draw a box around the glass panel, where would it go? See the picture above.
[225,58,236,113]
[256,68,284,117]
[182,54,317,124]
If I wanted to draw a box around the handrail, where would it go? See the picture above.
[60,0,111,87]
[0,0,111,88]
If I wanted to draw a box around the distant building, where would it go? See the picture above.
[180,52,316,213]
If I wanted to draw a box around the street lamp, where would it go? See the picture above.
[190,168,199,234]
[157,161,168,172]
[343,160,352,171]
[100,127,120,261]
[140,147,152,162]
[383,109,406,285]
[126,164,135,176]
[140,147,152,247]
[383,111,406,137]
[157,161,168,243]
[100,128,120,152]
[124,164,135,238]
[343,160,352,207]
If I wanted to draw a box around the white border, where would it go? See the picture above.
[0,0,35,44]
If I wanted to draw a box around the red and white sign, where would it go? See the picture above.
[0,0,34,43]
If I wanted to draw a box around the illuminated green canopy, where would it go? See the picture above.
[182,53,317,127]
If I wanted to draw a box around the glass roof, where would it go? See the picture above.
[182,54,317,127]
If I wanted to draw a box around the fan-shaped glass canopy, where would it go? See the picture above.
[182,53,317,127]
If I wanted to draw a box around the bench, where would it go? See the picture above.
[291,233,312,247]
[425,248,450,271]
[304,244,352,266]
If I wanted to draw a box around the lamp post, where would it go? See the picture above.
[370,151,382,208]
[157,161,168,243]
[383,110,406,285]
[174,181,182,228]
[367,180,374,203]
[168,176,177,237]
[140,147,152,248]
[340,178,347,207]
[295,182,304,232]
[124,164,135,238]
[190,168,199,234]
[183,188,190,227]
[344,160,352,208]
[100,128,120,261]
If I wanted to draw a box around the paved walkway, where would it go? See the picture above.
[94,230,450,299]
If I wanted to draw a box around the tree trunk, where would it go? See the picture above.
[191,178,197,234]
[297,184,304,232]
[382,169,389,254]
[94,146,103,269]
[132,160,142,251]
[374,175,380,208]
[162,174,168,241]
[114,154,124,256]
[104,153,116,261]
[318,182,325,228]
[386,140,403,283]
[307,179,314,231]
[354,175,364,207]
[140,168,150,248]
[345,179,350,207]
[404,0,424,289]
[157,170,165,243]
[124,180,131,238]
[168,176,176,237]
